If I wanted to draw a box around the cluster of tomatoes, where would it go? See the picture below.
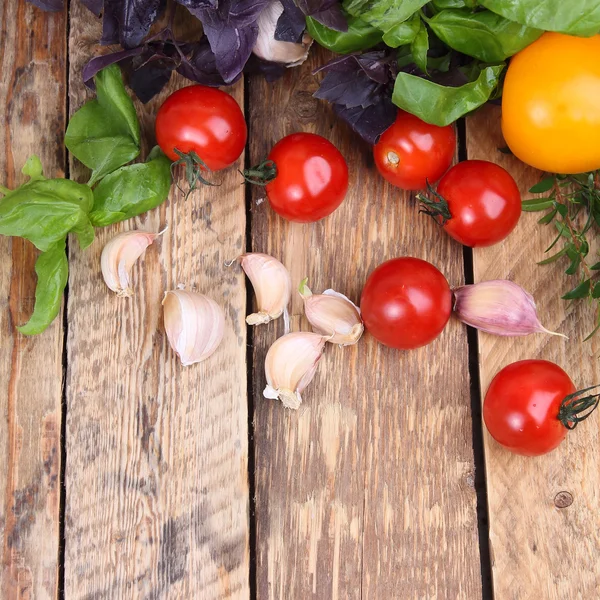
[153,83,596,458]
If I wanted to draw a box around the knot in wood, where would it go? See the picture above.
[554,491,573,509]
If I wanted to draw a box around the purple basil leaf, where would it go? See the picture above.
[275,0,306,43]
[176,38,238,87]
[295,0,347,31]
[244,54,287,83]
[26,0,63,10]
[83,47,145,87]
[178,0,270,84]
[129,58,176,102]
[80,0,103,17]
[314,52,391,109]
[102,0,166,49]
[333,98,396,145]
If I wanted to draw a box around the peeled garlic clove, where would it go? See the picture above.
[241,253,292,326]
[163,290,225,366]
[453,280,566,337]
[253,0,313,66]
[264,332,326,409]
[299,279,364,346]
[101,230,162,297]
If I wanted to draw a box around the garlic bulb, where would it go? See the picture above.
[163,290,225,366]
[264,332,326,409]
[253,1,313,66]
[453,280,566,337]
[299,279,364,346]
[101,230,164,297]
[241,253,292,326]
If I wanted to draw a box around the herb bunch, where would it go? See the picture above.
[523,171,600,340]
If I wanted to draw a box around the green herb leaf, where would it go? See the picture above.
[426,8,542,62]
[529,178,555,194]
[521,198,554,212]
[382,12,421,47]
[0,158,95,251]
[555,220,572,239]
[65,64,141,186]
[590,262,600,271]
[90,147,171,227]
[392,64,504,126]
[479,0,600,37]
[410,20,429,73]
[306,14,383,53]
[17,238,68,336]
[343,0,430,39]
[592,282,600,299]
[538,247,567,265]
[432,0,468,8]
[538,208,557,225]
[562,279,591,300]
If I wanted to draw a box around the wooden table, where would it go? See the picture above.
[1,2,599,599]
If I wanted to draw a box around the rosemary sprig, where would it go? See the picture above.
[523,170,600,340]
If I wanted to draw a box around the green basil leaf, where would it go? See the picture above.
[410,20,429,73]
[306,14,382,53]
[382,13,421,47]
[0,159,95,251]
[21,155,44,180]
[343,0,429,39]
[479,0,600,37]
[392,64,504,126]
[17,238,68,336]
[562,279,591,300]
[90,147,172,227]
[529,177,555,193]
[65,65,141,186]
[426,9,542,62]
[433,0,468,7]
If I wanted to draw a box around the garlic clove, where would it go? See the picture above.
[241,253,292,326]
[253,0,313,66]
[263,332,326,409]
[453,280,567,338]
[101,229,164,297]
[299,279,364,346]
[163,290,225,366]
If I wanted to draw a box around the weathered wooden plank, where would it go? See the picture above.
[467,105,600,600]
[0,1,66,598]
[64,3,249,598]
[250,47,482,600]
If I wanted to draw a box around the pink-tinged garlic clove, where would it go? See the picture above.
[453,280,566,337]
[163,290,225,366]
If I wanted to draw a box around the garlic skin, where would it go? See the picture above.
[300,279,364,346]
[101,230,163,297]
[264,332,326,409]
[241,253,292,326]
[163,290,225,366]
[253,1,313,66]
[453,280,566,337]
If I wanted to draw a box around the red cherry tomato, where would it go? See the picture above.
[484,360,581,456]
[373,111,456,190]
[264,133,349,222]
[424,160,521,247]
[360,257,451,349]
[155,85,247,171]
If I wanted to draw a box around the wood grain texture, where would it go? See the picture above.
[467,105,600,600]
[250,48,482,600]
[64,3,249,598]
[0,1,66,598]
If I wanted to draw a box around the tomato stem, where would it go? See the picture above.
[558,385,600,430]
[416,182,452,225]
[241,159,277,187]
[171,148,219,200]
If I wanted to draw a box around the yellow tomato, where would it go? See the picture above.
[502,32,600,174]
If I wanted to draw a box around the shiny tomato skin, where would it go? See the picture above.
[266,133,348,222]
[436,160,521,247]
[155,85,247,171]
[483,360,575,456]
[502,33,600,174]
[373,111,456,190]
[360,257,451,350]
